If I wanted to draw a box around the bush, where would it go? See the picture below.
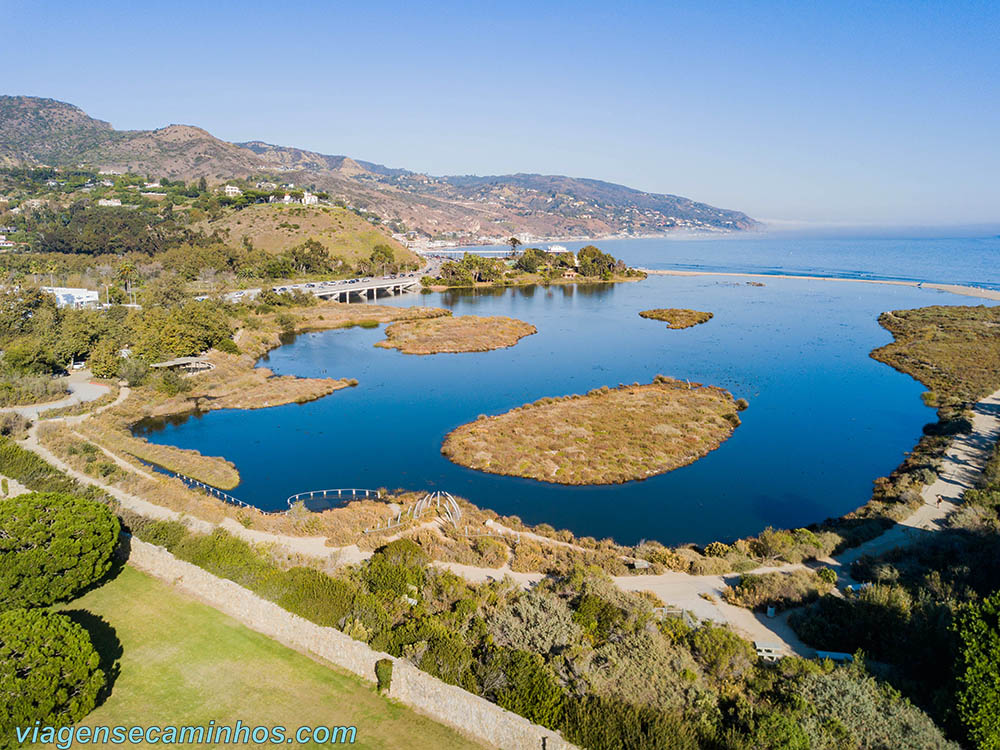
[953,591,1000,749]
[0,437,89,495]
[690,624,756,684]
[723,569,833,612]
[375,658,393,693]
[488,589,581,656]
[276,568,359,627]
[0,492,120,610]
[491,649,565,729]
[0,609,105,744]
[561,694,698,750]
[214,337,240,355]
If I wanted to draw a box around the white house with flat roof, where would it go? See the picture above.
[222,185,243,197]
[97,198,122,207]
[41,287,100,309]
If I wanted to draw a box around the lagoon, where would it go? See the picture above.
[135,236,1000,545]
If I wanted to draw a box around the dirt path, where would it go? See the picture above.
[615,387,1000,655]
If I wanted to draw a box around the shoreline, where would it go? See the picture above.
[639,268,1000,301]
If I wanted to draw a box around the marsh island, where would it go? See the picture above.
[376,314,536,354]
[639,308,714,329]
[442,375,743,484]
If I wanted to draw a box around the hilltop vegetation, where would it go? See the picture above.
[0,95,758,240]
[198,203,418,267]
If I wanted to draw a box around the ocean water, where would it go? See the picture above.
[135,236,1000,545]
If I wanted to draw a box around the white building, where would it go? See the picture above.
[301,191,318,205]
[41,287,101,309]
[0,235,13,249]
[222,185,243,197]
[97,198,122,207]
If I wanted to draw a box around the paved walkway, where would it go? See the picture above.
[0,370,111,420]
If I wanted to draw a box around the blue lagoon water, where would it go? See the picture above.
[136,236,1000,545]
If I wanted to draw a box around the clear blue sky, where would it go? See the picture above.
[4,0,998,226]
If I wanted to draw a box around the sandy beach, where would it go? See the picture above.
[639,269,1000,301]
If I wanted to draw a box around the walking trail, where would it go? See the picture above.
[615,388,1000,656]
[14,371,1000,658]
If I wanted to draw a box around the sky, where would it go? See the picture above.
[3,0,999,227]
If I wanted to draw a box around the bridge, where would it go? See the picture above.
[310,278,421,302]
[286,487,382,512]
[219,277,422,305]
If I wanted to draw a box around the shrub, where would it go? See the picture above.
[488,589,581,656]
[0,412,30,438]
[572,592,625,642]
[561,694,699,750]
[723,569,834,612]
[690,625,756,684]
[0,492,120,610]
[817,567,837,585]
[491,649,565,729]
[797,662,960,750]
[953,591,1000,749]
[0,609,105,744]
[704,541,731,558]
[276,568,359,627]
[214,337,240,355]
[0,437,89,495]
[375,658,393,693]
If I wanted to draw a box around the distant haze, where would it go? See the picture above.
[3,0,998,227]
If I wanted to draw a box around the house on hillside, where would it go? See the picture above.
[222,185,243,197]
[0,236,14,249]
[40,287,100,309]
[97,198,122,207]
[302,191,318,205]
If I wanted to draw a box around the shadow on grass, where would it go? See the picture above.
[61,609,123,708]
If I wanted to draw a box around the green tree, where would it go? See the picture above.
[508,237,522,256]
[0,492,120,610]
[954,591,1000,749]
[0,609,105,744]
[87,338,120,378]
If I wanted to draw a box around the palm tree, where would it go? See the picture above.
[116,261,139,305]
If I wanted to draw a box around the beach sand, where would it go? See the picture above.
[639,269,1000,302]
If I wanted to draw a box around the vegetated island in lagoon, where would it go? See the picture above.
[375,314,537,354]
[639,308,714,329]
[442,374,747,485]
[422,244,645,290]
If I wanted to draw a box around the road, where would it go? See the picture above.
[206,255,448,304]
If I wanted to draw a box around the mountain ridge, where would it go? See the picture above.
[0,95,759,238]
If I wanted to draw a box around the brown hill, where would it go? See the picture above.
[199,203,418,266]
[0,95,760,238]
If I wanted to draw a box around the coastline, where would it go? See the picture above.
[639,268,1000,301]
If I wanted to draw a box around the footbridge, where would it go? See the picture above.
[286,487,382,512]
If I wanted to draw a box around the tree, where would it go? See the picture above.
[0,492,120,610]
[508,237,522,256]
[954,591,1000,749]
[0,609,105,743]
[139,273,188,309]
[198,176,208,193]
[87,338,121,378]
[116,261,138,305]
[370,244,395,275]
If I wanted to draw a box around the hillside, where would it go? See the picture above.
[0,95,759,239]
[199,203,418,266]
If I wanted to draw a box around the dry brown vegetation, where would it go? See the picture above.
[442,375,742,485]
[639,308,714,329]
[871,305,1000,406]
[375,315,536,354]
[196,203,419,266]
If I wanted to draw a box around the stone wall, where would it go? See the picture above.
[127,538,577,750]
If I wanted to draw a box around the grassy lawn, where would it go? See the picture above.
[55,566,482,749]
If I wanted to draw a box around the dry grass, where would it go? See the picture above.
[197,203,420,266]
[871,305,1000,405]
[639,308,714,329]
[375,315,536,354]
[442,376,742,485]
